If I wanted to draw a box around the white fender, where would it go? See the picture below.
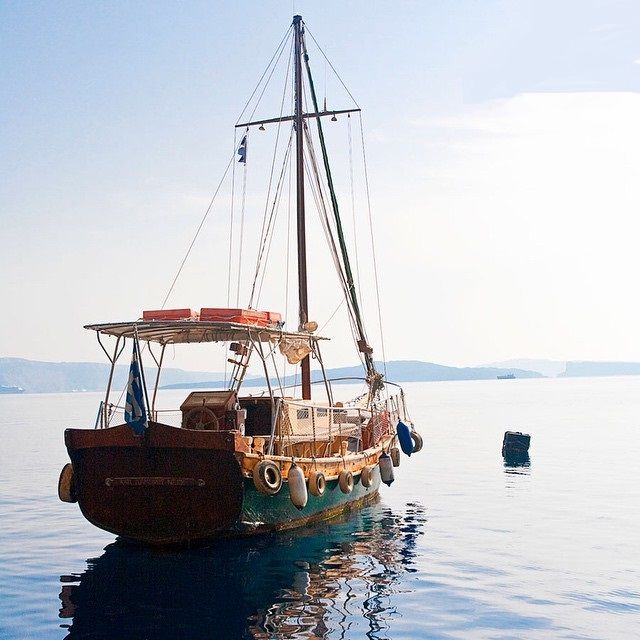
[379,452,395,486]
[288,463,308,510]
[338,469,354,494]
[253,459,283,495]
[360,465,375,488]
[308,470,326,497]
[390,446,401,467]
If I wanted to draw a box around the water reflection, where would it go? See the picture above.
[58,501,426,639]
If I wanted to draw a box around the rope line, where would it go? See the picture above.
[235,25,293,126]
[348,114,363,309]
[248,37,295,307]
[227,129,238,308]
[318,297,346,334]
[304,25,360,109]
[302,126,365,370]
[253,131,295,306]
[235,151,248,306]
[160,153,235,310]
[358,112,387,378]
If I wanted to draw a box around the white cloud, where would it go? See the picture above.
[378,92,640,364]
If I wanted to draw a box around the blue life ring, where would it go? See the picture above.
[397,420,413,456]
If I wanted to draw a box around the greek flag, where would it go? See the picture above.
[237,135,247,163]
[124,338,147,434]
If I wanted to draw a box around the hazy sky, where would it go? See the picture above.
[2,1,640,373]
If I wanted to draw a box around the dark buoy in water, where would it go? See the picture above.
[502,431,530,456]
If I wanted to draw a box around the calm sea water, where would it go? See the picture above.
[1,377,639,639]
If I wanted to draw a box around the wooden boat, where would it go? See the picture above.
[58,15,423,545]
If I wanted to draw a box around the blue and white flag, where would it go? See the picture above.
[124,338,147,435]
[237,135,247,163]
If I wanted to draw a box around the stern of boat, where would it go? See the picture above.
[64,422,247,545]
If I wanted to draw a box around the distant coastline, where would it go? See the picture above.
[0,356,539,394]
[3,356,640,394]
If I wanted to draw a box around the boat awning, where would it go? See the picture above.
[83,321,327,345]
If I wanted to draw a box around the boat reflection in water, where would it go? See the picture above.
[58,501,426,639]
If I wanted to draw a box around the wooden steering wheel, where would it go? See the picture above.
[184,407,220,431]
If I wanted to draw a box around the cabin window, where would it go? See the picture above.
[296,408,310,420]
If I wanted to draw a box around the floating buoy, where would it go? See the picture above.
[58,463,77,503]
[390,446,401,467]
[253,459,282,495]
[396,420,413,456]
[338,469,353,494]
[410,431,424,453]
[360,465,375,488]
[308,470,326,497]
[502,431,530,456]
[288,463,308,510]
[379,452,395,486]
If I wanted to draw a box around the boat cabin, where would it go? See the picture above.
[84,309,406,461]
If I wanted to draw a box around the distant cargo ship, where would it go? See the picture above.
[0,385,24,394]
[497,373,516,380]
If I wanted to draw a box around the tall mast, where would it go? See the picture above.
[236,16,365,400]
[293,14,311,400]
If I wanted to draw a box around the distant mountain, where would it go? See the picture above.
[0,357,227,394]
[161,360,543,390]
[484,359,567,378]
[0,356,542,394]
[561,361,640,377]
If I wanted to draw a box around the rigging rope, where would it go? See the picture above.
[225,129,239,386]
[358,112,388,378]
[347,114,363,309]
[160,153,235,309]
[227,129,238,308]
[162,25,293,310]
[235,25,293,126]
[248,37,295,307]
[318,297,346,334]
[235,147,248,307]
[252,132,294,305]
[304,26,360,109]
[301,34,377,383]
[302,126,365,370]
[284,121,293,383]
[233,25,293,307]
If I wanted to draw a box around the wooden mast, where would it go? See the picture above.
[293,14,311,400]
[236,16,360,400]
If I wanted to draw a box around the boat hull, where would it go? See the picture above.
[65,422,381,545]
[237,470,381,535]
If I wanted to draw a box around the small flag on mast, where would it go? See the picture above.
[124,337,147,435]
[237,135,247,163]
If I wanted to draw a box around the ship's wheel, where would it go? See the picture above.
[184,407,220,431]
